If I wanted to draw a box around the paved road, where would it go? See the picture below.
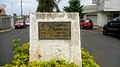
[81,29,120,67]
[0,27,29,65]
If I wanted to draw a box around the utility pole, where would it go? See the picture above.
[21,0,23,16]
[11,2,13,16]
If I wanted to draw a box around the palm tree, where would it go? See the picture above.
[37,0,60,12]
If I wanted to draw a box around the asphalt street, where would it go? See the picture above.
[0,27,29,66]
[81,29,120,67]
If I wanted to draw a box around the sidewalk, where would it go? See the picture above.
[0,27,15,33]
[93,25,103,32]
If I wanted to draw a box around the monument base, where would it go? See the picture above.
[30,12,82,67]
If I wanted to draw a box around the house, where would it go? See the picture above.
[83,0,120,27]
[0,4,11,29]
[0,4,6,15]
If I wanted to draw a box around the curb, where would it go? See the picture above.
[93,28,103,32]
[0,27,15,33]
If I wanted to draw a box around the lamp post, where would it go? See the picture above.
[21,0,23,17]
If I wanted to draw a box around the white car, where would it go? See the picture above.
[25,20,30,26]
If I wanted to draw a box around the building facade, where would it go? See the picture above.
[92,0,98,4]
[0,4,6,15]
[83,0,120,26]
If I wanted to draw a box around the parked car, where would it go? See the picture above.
[25,19,30,26]
[15,20,26,29]
[80,18,93,29]
[103,17,120,35]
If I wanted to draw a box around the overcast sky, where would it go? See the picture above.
[0,0,92,15]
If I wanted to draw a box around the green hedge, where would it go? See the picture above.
[82,48,100,67]
[4,39,100,67]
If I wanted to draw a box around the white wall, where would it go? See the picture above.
[105,0,120,11]
[83,5,97,13]
[97,0,105,11]
[97,13,108,27]
[97,0,120,11]
[10,17,14,27]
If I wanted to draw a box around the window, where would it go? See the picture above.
[85,20,90,22]
[80,20,85,22]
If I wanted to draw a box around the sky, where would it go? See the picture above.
[0,0,92,15]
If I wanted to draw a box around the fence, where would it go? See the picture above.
[0,16,11,29]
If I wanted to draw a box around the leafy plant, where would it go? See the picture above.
[82,48,100,67]
[12,39,29,66]
[28,60,78,67]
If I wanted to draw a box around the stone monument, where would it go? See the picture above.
[30,12,81,67]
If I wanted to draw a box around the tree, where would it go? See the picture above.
[63,0,83,18]
[37,0,60,12]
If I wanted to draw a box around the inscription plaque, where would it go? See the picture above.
[39,22,71,40]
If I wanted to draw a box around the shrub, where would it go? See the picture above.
[82,48,100,67]
[27,60,78,67]
[12,39,29,66]
[4,39,100,67]
[4,39,29,67]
